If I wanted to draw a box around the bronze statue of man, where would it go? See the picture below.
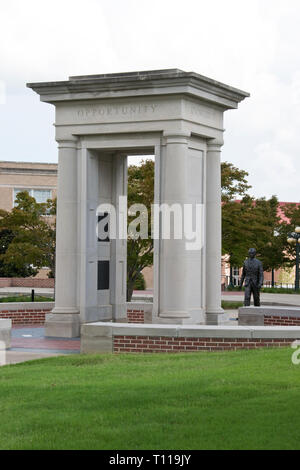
[239,248,264,307]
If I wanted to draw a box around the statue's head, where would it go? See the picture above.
[248,248,256,259]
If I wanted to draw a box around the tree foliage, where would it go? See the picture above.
[0,191,56,278]
[222,164,288,278]
[221,162,251,202]
[278,203,300,269]
[127,159,154,301]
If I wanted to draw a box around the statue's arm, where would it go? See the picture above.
[259,262,264,288]
[240,264,246,287]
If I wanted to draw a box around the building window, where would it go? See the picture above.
[233,267,240,286]
[14,188,52,206]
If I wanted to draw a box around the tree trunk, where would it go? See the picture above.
[127,282,134,302]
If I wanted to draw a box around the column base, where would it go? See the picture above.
[45,311,80,338]
[158,311,192,325]
[205,308,224,325]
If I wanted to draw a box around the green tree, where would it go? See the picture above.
[221,161,251,202]
[279,203,300,274]
[252,196,288,286]
[222,196,254,266]
[127,160,154,301]
[0,228,37,277]
[0,191,56,278]
[221,162,252,285]
[223,194,289,287]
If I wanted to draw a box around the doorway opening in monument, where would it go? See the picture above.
[127,154,155,302]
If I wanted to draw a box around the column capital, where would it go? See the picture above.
[207,138,224,152]
[162,131,191,145]
[56,138,79,149]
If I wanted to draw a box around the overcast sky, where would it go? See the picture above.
[1,0,300,201]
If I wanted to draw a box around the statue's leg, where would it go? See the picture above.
[253,285,260,307]
[244,285,251,306]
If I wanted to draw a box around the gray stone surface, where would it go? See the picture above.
[45,313,80,338]
[0,302,54,311]
[239,306,300,326]
[0,319,11,349]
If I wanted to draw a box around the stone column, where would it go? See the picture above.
[45,139,80,337]
[158,132,190,323]
[205,140,224,324]
[110,153,127,322]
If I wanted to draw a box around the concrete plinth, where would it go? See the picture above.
[0,319,11,349]
[239,306,300,326]
[45,313,80,338]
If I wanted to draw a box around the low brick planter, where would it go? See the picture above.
[0,302,54,325]
[126,302,152,324]
[239,306,300,326]
[113,336,293,353]
[0,302,152,327]
[80,323,300,354]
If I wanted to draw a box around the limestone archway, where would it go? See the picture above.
[28,69,249,337]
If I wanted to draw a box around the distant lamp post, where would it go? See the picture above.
[287,227,300,290]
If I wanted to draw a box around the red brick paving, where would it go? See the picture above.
[11,324,80,351]
[11,337,80,350]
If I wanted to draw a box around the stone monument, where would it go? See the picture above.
[27,69,249,337]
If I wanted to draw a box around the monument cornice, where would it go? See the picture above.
[27,69,249,110]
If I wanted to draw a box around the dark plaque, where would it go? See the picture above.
[97,260,110,290]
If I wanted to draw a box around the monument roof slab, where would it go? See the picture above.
[27,69,249,110]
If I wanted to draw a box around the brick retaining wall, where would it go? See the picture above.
[126,302,152,324]
[264,315,300,326]
[81,323,300,354]
[114,335,293,353]
[127,309,145,323]
[0,278,54,288]
[0,303,54,325]
[0,302,152,326]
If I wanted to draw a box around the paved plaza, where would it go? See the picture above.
[1,289,299,365]
[3,324,80,365]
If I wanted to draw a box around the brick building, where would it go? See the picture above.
[0,161,57,211]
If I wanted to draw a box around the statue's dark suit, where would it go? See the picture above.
[240,258,264,306]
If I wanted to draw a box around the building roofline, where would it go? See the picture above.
[0,161,57,166]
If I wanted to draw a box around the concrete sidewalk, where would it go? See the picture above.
[2,324,80,366]
[222,292,300,306]
[0,287,54,297]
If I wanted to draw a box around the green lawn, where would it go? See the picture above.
[221,300,243,309]
[0,295,53,303]
[0,349,299,450]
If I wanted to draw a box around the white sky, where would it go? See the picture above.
[1,0,300,201]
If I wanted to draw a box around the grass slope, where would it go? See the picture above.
[0,349,299,450]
